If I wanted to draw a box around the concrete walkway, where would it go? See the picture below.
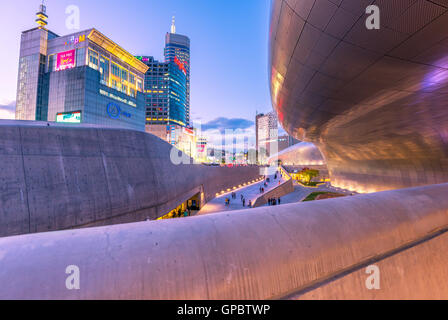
[198,174,285,215]
[266,181,356,206]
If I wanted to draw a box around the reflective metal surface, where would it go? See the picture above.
[270,0,448,193]
[268,141,325,166]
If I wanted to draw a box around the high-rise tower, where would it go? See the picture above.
[164,17,190,126]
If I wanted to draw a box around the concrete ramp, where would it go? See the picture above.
[0,183,448,299]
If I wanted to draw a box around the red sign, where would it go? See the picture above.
[174,56,187,75]
[56,49,76,71]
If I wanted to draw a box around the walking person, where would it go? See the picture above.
[248,200,252,208]
[242,198,246,207]
[278,197,281,205]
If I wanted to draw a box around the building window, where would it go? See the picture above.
[111,79,118,90]
[137,79,143,92]
[121,69,128,82]
[129,73,135,84]
[111,63,120,77]
[100,56,109,85]
[88,49,99,70]
[47,54,56,72]
[76,48,86,67]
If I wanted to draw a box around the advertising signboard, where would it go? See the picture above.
[56,111,81,123]
[56,49,76,71]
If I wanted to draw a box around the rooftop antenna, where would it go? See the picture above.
[171,16,176,34]
[36,0,48,29]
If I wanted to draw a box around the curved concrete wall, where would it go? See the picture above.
[1,183,448,299]
[269,0,448,193]
[0,121,260,237]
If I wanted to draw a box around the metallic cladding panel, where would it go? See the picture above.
[269,0,448,193]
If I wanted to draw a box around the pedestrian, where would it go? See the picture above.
[278,197,281,205]
[243,198,246,207]
[248,200,252,208]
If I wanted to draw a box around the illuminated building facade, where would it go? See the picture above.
[165,17,191,125]
[16,5,147,131]
[139,56,187,129]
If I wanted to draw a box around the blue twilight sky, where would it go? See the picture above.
[0,0,275,134]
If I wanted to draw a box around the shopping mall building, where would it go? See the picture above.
[15,5,148,131]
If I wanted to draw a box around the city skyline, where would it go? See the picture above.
[0,0,274,134]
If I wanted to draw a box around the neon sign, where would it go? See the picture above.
[56,50,76,71]
[174,56,187,75]
[64,34,85,46]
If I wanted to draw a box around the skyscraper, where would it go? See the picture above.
[165,17,190,126]
[256,111,279,162]
[139,56,187,128]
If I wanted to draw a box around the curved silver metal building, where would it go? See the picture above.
[270,0,448,193]
[268,141,325,166]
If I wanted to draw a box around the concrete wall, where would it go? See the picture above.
[1,183,448,299]
[253,176,294,207]
[0,121,260,237]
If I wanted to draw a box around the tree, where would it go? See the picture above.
[299,169,320,184]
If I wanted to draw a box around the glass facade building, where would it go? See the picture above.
[139,56,187,128]
[16,10,148,132]
[165,30,190,125]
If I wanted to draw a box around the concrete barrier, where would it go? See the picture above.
[0,121,260,237]
[253,167,294,208]
[1,183,448,299]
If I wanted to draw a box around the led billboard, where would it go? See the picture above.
[56,49,76,71]
[56,111,81,123]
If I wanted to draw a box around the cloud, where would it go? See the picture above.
[200,117,254,132]
[0,101,15,119]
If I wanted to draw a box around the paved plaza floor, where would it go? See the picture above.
[198,174,285,215]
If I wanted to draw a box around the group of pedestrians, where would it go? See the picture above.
[224,192,254,208]
[175,207,190,217]
[225,192,238,206]
[268,197,281,206]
